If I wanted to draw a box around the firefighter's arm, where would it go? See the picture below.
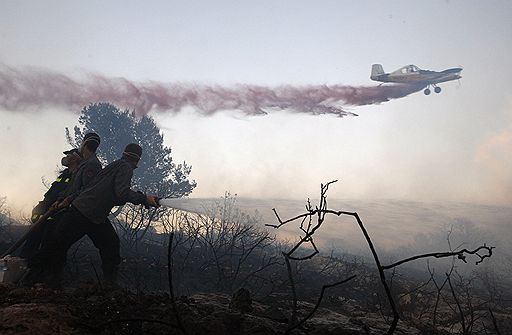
[81,162,101,190]
[35,172,68,218]
[31,202,47,223]
[66,162,101,203]
[113,165,148,205]
[54,196,72,210]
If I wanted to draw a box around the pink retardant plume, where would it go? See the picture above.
[0,64,424,117]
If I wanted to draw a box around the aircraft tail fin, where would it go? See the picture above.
[371,64,385,80]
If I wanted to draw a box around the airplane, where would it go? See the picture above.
[370,64,462,95]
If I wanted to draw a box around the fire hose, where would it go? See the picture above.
[1,208,57,259]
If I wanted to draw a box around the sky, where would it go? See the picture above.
[1,0,512,214]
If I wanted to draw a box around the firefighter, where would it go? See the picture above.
[28,143,159,287]
[57,132,102,208]
[19,149,82,259]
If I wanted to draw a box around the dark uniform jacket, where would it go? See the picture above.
[31,169,73,222]
[64,153,102,202]
[72,158,147,224]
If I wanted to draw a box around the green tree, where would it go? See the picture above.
[66,102,196,198]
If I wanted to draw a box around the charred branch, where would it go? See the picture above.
[268,180,495,335]
[287,274,357,332]
[382,245,495,270]
[168,232,189,335]
[489,308,502,335]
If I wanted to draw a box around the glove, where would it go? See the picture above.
[58,196,72,209]
[31,203,46,223]
[145,195,160,208]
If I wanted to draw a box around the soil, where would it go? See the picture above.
[0,282,423,335]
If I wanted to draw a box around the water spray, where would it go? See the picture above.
[156,198,199,214]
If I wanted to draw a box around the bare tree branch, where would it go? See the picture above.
[267,180,495,335]
[382,244,495,270]
[168,232,189,335]
[287,274,357,332]
[489,308,502,335]
[447,272,467,334]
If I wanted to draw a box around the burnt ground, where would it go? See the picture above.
[2,223,512,335]
[0,281,426,335]
[2,281,512,335]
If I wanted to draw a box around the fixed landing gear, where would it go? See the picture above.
[424,85,442,95]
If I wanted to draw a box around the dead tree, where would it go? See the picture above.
[267,180,494,335]
[111,204,161,250]
[266,181,357,333]
[168,232,189,335]
[163,194,281,296]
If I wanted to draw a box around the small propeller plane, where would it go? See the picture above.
[370,64,462,95]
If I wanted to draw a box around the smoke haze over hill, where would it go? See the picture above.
[169,197,512,273]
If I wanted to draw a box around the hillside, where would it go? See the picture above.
[0,282,433,335]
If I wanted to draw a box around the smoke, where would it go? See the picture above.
[0,63,424,117]
[475,124,512,204]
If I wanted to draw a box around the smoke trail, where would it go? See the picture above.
[0,64,424,117]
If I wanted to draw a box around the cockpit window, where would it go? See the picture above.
[401,66,418,74]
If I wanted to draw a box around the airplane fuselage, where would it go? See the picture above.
[373,68,462,84]
[370,64,462,95]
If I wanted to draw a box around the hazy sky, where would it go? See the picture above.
[1,0,511,214]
